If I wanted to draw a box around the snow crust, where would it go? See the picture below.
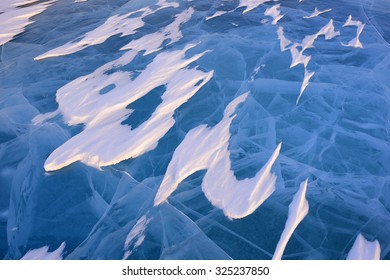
[21,242,65,260]
[0,0,55,46]
[155,93,282,219]
[347,234,381,260]
[273,179,309,260]
[238,0,275,14]
[303,8,332,19]
[34,0,178,60]
[43,45,212,171]
[342,15,365,48]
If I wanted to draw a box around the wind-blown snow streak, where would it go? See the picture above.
[276,26,291,51]
[207,0,277,20]
[34,0,178,60]
[297,69,315,104]
[272,179,309,260]
[0,0,56,46]
[121,8,194,55]
[43,45,213,171]
[123,215,151,259]
[303,8,332,19]
[342,15,365,48]
[264,4,283,25]
[268,7,340,103]
[154,93,282,219]
[0,0,39,10]
[238,0,276,14]
[21,242,65,260]
[206,10,229,21]
[346,234,381,260]
[288,20,339,68]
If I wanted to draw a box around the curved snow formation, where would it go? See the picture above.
[43,44,213,171]
[0,0,56,46]
[123,215,151,259]
[34,0,179,60]
[273,179,309,260]
[303,8,332,19]
[206,0,276,20]
[347,234,381,260]
[265,4,340,103]
[342,15,365,48]
[21,242,65,260]
[120,7,194,54]
[155,93,282,219]
[238,0,276,14]
[264,4,284,25]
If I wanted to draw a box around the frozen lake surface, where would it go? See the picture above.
[0,0,389,260]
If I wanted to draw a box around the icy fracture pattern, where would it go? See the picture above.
[0,0,390,260]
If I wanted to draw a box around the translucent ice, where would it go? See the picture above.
[1,0,389,261]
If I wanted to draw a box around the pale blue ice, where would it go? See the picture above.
[0,0,389,260]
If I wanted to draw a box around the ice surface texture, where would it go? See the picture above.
[0,0,389,260]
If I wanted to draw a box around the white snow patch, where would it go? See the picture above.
[264,4,283,25]
[123,215,151,259]
[43,45,213,171]
[273,179,309,260]
[0,0,56,46]
[156,0,179,9]
[154,93,282,219]
[347,234,381,260]
[342,15,365,48]
[277,26,291,51]
[0,0,40,11]
[35,1,179,60]
[238,0,276,14]
[121,8,194,54]
[289,43,311,68]
[287,20,339,102]
[300,20,340,52]
[21,242,65,260]
[206,10,229,21]
[297,69,314,104]
[303,8,332,19]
